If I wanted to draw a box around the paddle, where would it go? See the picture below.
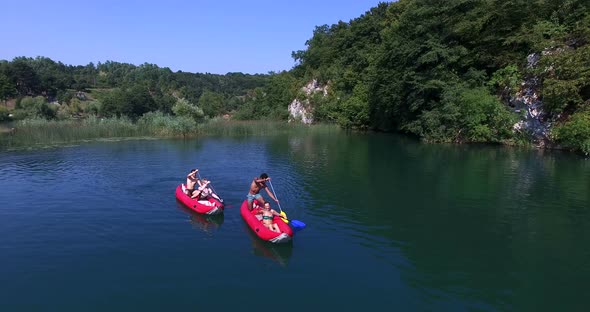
[197,170,224,204]
[267,180,287,220]
[273,215,306,230]
[268,180,306,232]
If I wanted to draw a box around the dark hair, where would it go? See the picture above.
[260,173,268,179]
[191,168,197,172]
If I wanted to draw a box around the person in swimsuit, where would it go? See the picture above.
[195,178,222,201]
[261,202,281,233]
[185,169,199,196]
[246,173,278,211]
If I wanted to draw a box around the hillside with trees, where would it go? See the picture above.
[0,57,278,121]
[2,0,590,154]
[291,0,590,154]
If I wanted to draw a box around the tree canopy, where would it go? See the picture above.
[291,0,590,152]
[2,0,590,153]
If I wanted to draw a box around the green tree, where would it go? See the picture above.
[541,45,590,114]
[172,98,204,121]
[99,88,126,117]
[262,72,298,120]
[404,86,515,143]
[127,84,157,118]
[553,110,590,154]
[338,84,370,129]
[10,57,40,96]
[198,89,224,117]
[0,73,16,104]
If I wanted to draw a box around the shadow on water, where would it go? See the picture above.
[175,201,224,235]
[242,220,293,267]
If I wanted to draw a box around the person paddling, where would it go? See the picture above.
[247,173,278,211]
[195,178,222,202]
[185,168,200,197]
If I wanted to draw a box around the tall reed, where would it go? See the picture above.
[0,116,340,150]
[0,117,146,149]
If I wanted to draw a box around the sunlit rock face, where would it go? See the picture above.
[288,80,328,124]
[511,50,563,147]
[288,98,313,124]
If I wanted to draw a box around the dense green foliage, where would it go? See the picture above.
[0,57,272,121]
[553,110,590,154]
[291,0,590,152]
[2,0,590,154]
[0,106,9,122]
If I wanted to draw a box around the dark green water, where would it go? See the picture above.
[1,132,589,311]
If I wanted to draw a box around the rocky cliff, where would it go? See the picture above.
[511,48,567,148]
[288,79,328,124]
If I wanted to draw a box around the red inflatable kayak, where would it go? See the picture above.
[240,199,293,243]
[175,184,224,215]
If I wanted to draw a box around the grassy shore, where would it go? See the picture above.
[0,116,340,150]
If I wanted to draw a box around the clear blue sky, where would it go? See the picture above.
[1,0,386,75]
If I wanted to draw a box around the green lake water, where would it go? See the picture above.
[0,132,588,311]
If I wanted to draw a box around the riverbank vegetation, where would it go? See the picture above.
[1,0,589,154]
[291,0,590,154]
[0,117,339,150]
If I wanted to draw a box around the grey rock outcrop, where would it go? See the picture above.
[288,80,328,124]
[511,50,561,147]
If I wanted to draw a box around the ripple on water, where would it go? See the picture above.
[1,136,590,311]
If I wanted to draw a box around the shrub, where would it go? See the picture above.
[0,106,10,122]
[15,96,56,119]
[232,102,256,120]
[337,85,370,129]
[455,87,515,142]
[56,90,74,104]
[172,98,204,122]
[138,111,197,136]
[170,116,197,137]
[311,92,339,123]
[85,100,101,115]
[553,110,590,155]
[407,86,515,143]
[489,65,521,94]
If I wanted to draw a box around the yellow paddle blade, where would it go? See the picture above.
[280,211,289,224]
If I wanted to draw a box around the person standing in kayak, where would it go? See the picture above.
[247,173,278,211]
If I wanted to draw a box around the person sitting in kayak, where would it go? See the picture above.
[195,178,222,202]
[247,173,278,211]
[185,168,200,197]
[261,202,281,233]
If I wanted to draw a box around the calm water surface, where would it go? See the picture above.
[0,133,589,311]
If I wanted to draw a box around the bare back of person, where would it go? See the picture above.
[185,169,199,195]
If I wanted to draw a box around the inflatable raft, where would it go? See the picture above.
[240,199,293,243]
[175,184,224,215]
